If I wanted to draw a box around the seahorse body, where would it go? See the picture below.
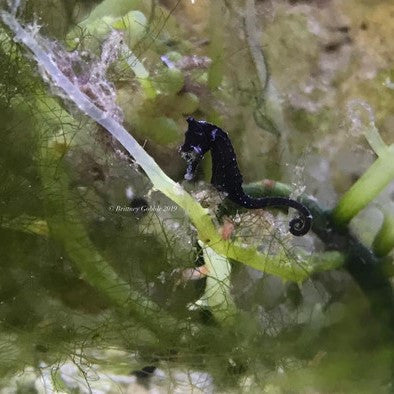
[180,117,313,236]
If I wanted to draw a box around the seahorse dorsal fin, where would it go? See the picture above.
[211,128,218,141]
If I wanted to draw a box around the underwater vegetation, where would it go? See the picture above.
[0,0,393,392]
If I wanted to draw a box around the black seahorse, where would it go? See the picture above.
[179,117,313,236]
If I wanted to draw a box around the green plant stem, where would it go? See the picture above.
[373,211,394,257]
[364,123,387,157]
[244,0,290,166]
[333,145,394,226]
[0,214,48,237]
[196,241,236,323]
[207,0,225,89]
[347,100,387,157]
[244,0,268,93]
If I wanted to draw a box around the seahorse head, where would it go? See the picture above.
[179,117,214,180]
[180,117,214,155]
